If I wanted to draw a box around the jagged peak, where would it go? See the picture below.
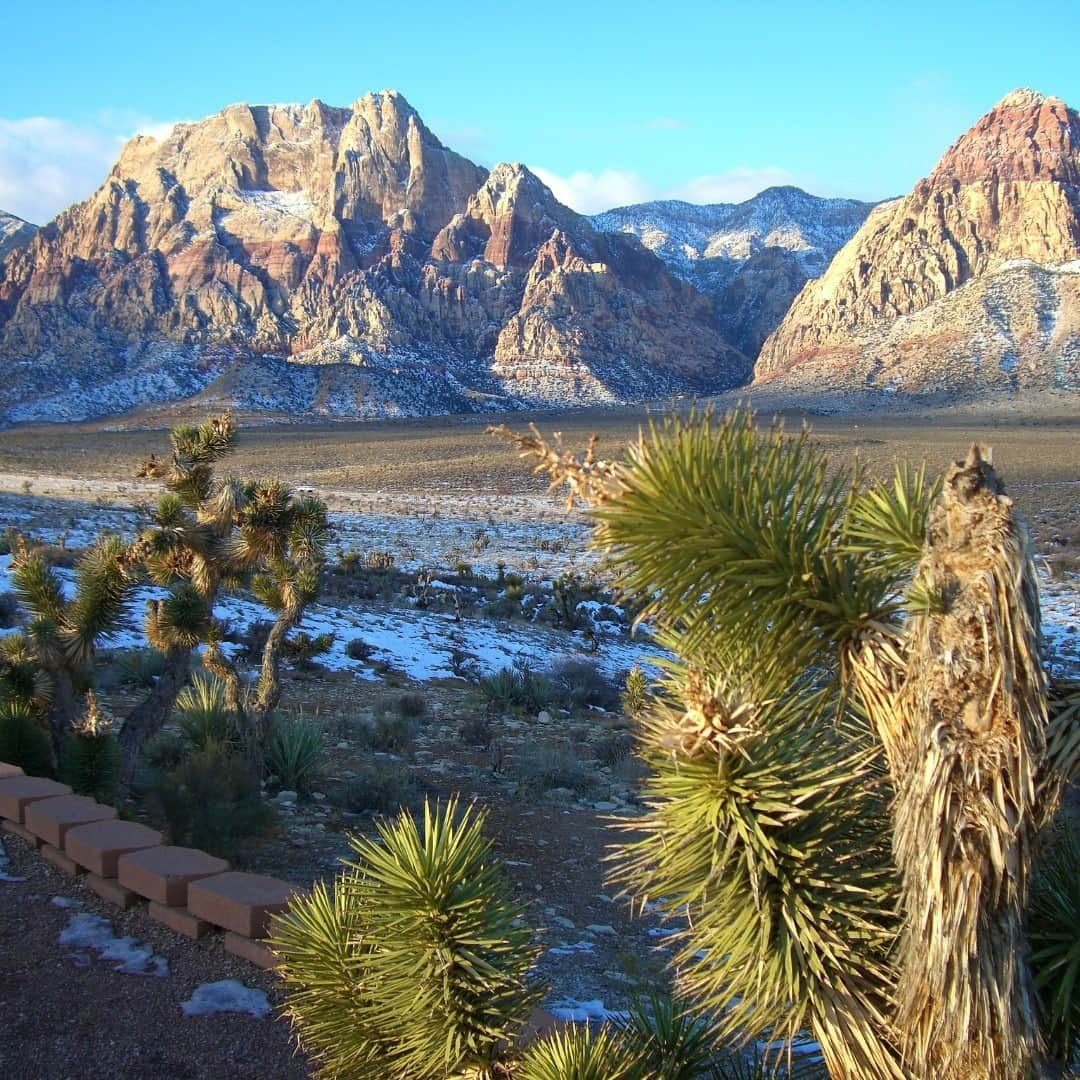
[995,87,1049,110]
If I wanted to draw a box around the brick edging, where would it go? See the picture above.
[0,765,296,973]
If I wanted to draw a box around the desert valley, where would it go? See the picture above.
[0,49,1078,1080]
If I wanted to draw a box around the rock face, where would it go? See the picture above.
[0,211,36,261]
[0,92,746,424]
[592,188,875,356]
[756,90,1080,395]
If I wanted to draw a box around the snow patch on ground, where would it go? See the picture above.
[0,839,27,882]
[548,997,629,1023]
[58,912,169,976]
[181,979,271,1019]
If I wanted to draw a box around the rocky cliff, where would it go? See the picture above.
[0,211,36,261]
[0,92,747,424]
[755,90,1080,395]
[592,188,875,356]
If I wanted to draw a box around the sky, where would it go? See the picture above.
[2,0,1078,225]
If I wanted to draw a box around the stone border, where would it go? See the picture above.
[0,765,295,971]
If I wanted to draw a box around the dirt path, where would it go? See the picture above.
[0,833,310,1080]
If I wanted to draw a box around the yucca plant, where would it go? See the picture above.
[496,409,1080,1080]
[61,692,120,802]
[273,798,542,1079]
[617,991,722,1079]
[1029,816,1080,1060]
[265,711,323,793]
[515,1025,640,1080]
[621,665,650,720]
[174,672,234,748]
[0,700,53,776]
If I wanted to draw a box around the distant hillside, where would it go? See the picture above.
[756,89,1080,397]
[0,210,36,260]
[592,187,875,355]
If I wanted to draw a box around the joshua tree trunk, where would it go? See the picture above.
[117,648,193,786]
[43,665,80,774]
[856,447,1048,1079]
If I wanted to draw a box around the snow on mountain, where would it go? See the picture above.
[591,187,876,356]
[592,186,876,281]
[0,210,36,260]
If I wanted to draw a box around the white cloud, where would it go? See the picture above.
[667,167,800,205]
[0,112,181,226]
[532,167,654,215]
[532,164,804,215]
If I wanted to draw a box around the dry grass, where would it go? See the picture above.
[0,397,1077,548]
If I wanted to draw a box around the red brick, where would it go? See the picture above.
[187,872,298,938]
[0,762,24,778]
[1,819,42,848]
[25,795,116,848]
[117,846,229,906]
[148,901,212,941]
[41,842,83,877]
[85,872,141,910]
[224,931,280,971]
[0,777,72,823]
[65,819,162,877]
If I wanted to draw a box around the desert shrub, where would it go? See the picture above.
[346,637,375,662]
[140,729,187,773]
[266,712,323,794]
[517,1026,639,1080]
[363,549,395,571]
[550,658,620,711]
[147,739,271,857]
[360,711,417,754]
[331,766,421,816]
[0,702,52,776]
[486,582,526,619]
[283,630,334,669]
[395,691,428,720]
[273,799,540,1079]
[459,713,494,749]
[594,730,634,766]
[174,672,234,749]
[337,550,361,573]
[480,662,554,713]
[115,647,166,688]
[515,743,592,794]
[61,730,120,803]
[0,591,22,629]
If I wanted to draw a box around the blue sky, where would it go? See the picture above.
[2,0,1077,224]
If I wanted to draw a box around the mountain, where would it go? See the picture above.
[0,211,36,260]
[591,188,875,355]
[0,91,747,425]
[756,89,1080,396]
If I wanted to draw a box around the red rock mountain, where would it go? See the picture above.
[755,89,1080,396]
[0,91,747,424]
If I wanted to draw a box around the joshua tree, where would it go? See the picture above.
[495,409,1080,1079]
[5,413,329,784]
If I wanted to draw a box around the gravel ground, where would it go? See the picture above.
[0,833,311,1080]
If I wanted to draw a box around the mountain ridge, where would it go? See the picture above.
[756,89,1080,396]
[591,186,876,355]
[0,91,748,425]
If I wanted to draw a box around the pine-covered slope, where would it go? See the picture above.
[0,92,747,425]
[755,90,1080,396]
